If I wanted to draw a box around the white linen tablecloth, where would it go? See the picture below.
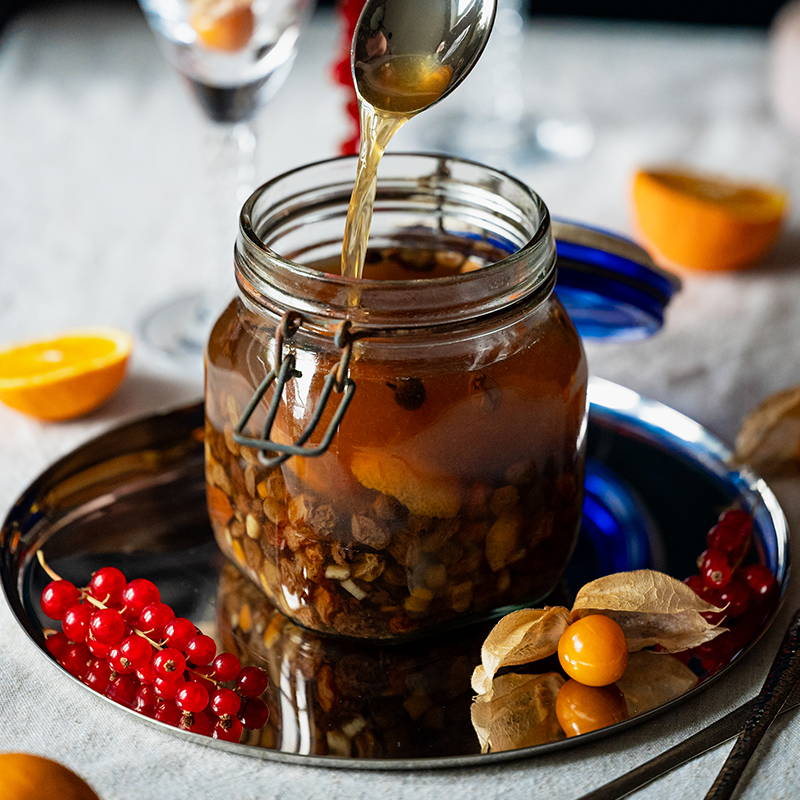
[2,5,800,798]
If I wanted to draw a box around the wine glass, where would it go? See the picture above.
[136,0,314,364]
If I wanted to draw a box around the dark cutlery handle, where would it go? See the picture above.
[578,698,758,800]
[704,608,800,800]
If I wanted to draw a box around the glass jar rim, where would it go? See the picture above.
[237,152,556,328]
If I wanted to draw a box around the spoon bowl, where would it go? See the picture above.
[351,0,497,115]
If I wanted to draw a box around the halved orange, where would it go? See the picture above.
[632,167,787,271]
[0,328,132,421]
[191,0,255,53]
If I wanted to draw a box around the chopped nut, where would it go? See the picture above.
[244,465,257,498]
[325,564,351,581]
[463,482,492,518]
[245,514,260,539]
[341,578,368,600]
[223,425,239,456]
[486,513,522,571]
[231,538,246,566]
[351,514,391,549]
[352,552,385,582]
[283,524,307,552]
[489,485,520,516]
[256,471,286,501]
[262,497,286,525]
[243,535,263,570]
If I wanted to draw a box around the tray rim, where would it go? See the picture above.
[0,378,790,771]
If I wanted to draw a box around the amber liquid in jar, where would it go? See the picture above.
[206,240,587,639]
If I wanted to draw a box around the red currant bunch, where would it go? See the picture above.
[683,506,779,674]
[39,558,271,743]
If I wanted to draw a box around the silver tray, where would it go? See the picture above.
[0,377,789,769]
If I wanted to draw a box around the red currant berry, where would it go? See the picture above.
[699,548,732,589]
[134,684,158,717]
[136,663,157,684]
[106,674,140,708]
[708,510,752,561]
[213,717,244,742]
[88,566,126,606]
[88,607,126,645]
[684,575,707,596]
[62,603,93,643]
[108,646,136,675]
[59,643,91,678]
[154,700,181,727]
[176,682,210,714]
[210,688,241,718]
[210,652,241,683]
[163,617,198,651]
[45,631,69,660]
[236,666,268,698]
[119,635,153,670]
[137,602,174,639]
[40,580,80,620]
[121,578,160,618]
[238,697,269,729]
[185,634,216,666]
[87,636,111,659]
[190,667,216,694]
[84,659,113,693]
[741,564,777,597]
[154,674,184,700]
[718,578,751,618]
[180,710,214,736]
[153,647,186,677]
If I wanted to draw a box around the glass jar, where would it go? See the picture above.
[205,153,588,640]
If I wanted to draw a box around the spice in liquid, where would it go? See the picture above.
[340,54,453,280]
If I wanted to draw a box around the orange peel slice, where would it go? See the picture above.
[632,167,787,271]
[0,327,131,421]
[350,449,462,518]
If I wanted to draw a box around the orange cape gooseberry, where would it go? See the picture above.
[557,614,628,687]
[0,753,100,800]
[555,679,628,738]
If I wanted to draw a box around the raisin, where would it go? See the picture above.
[386,377,426,410]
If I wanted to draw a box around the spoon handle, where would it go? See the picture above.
[704,607,800,800]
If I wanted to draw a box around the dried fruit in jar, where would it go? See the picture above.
[350,450,462,518]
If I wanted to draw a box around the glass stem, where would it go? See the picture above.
[202,119,259,318]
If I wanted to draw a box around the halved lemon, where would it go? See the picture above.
[0,328,132,421]
[632,167,787,271]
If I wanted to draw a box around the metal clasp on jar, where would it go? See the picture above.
[232,310,358,467]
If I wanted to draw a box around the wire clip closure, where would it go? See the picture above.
[233,310,357,467]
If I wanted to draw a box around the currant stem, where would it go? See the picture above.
[36,549,222,686]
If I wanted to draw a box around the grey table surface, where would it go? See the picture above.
[1,4,800,799]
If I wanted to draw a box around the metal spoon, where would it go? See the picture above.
[351,0,498,115]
